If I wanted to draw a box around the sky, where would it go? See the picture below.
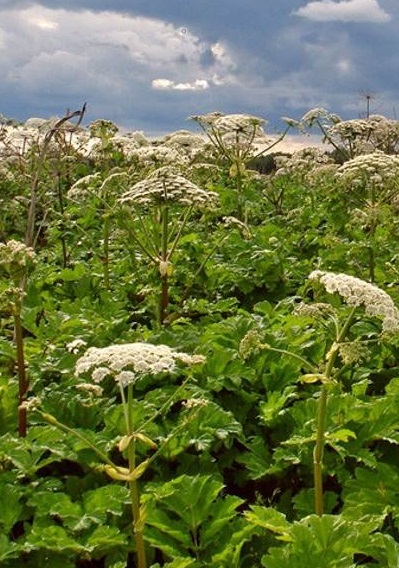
[0,0,398,136]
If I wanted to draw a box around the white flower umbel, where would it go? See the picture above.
[75,342,205,387]
[119,166,219,208]
[309,270,399,332]
[335,152,399,198]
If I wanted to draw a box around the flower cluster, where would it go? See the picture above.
[338,341,370,365]
[75,342,205,387]
[89,119,119,140]
[0,240,36,282]
[309,270,399,332]
[0,240,35,267]
[66,338,88,354]
[120,167,219,208]
[239,328,264,360]
[327,115,399,156]
[301,108,341,128]
[129,144,188,166]
[293,301,337,320]
[211,113,266,136]
[275,147,335,180]
[162,129,206,150]
[68,170,129,201]
[335,152,399,200]
[190,112,269,152]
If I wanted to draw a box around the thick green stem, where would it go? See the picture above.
[313,384,328,516]
[159,204,169,325]
[125,384,147,568]
[14,304,28,437]
[103,213,110,289]
[313,307,357,515]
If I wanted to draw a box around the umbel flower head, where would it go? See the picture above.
[119,166,219,208]
[335,152,399,199]
[0,240,36,281]
[75,342,205,387]
[190,112,269,147]
[309,270,399,332]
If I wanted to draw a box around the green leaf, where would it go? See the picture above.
[0,534,19,562]
[25,523,85,553]
[85,525,127,553]
[261,515,365,568]
[164,560,198,568]
[148,475,224,529]
[143,474,248,564]
[342,463,399,523]
[245,506,291,540]
[83,484,130,522]
[325,428,356,443]
[0,484,23,532]
[236,436,272,480]
[27,491,83,530]
[259,387,297,426]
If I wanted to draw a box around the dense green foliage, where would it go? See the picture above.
[1,110,399,567]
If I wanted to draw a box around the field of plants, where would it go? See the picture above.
[1,107,399,567]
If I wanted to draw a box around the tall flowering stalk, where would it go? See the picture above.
[307,270,399,514]
[241,270,399,516]
[0,240,35,436]
[37,341,205,568]
[119,166,219,325]
[302,108,399,158]
[335,152,399,281]
[68,169,130,289]
[190,113,291,220]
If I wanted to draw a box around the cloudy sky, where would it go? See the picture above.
[0,0,398,135]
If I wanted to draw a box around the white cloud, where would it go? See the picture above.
[152,78,209,91]
[23,11,59,30]
[0,3,238,125]
[294,0,391,23]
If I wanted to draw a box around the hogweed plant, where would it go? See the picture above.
[302,108,399,159]
[190,112,292,220]
[119,166,219,325]
[67,169,131,289]
[34,341,205,568]
[0,240,36,436]
[305,271,399,514]
[241,270,399,516]
[335,152,399,281]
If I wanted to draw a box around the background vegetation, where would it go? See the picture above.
[1,108,399,567]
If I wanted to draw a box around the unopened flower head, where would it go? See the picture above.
[338,341,370,365]
[119,167,219,208]
[239,328,264,360]
[89,119,119,140]
[309,270,399,332]
[75,342,205,387]
[182,397,209,409]
[293,301,337,320]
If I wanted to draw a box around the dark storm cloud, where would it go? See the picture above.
[0,1,397,134]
